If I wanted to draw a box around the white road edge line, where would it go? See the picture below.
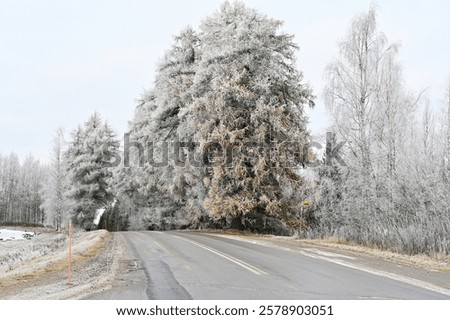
[153,240,172,254]
[303,248,356,260]
[308,254,450,297]
[206,233,450,296]
[173,235,267,275]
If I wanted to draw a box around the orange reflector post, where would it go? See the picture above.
[68,221,72,286]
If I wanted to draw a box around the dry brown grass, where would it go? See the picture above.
[0,230,109,289]
[296,237,450,273]
[201,229,450,273]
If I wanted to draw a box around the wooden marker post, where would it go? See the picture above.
[68,221,72,286]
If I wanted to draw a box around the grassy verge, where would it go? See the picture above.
[201,229,450,273]
[0,230,109,288]
[296,237,450,273]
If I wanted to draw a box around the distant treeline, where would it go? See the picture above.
[0,153,45,225]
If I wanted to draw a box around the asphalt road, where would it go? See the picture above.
[87,231,450,300]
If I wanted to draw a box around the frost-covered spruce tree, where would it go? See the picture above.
[66,113,119,230]
[313,132,345,234]
[153,27,200,208]
[116,91,157,203]
[124,27,201,229]
[183,2,314,230]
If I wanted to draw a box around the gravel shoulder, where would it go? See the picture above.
[0,229,127,300]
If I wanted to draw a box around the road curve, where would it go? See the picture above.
[87,231,450,300]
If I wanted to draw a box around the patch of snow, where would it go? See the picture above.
[0,229,35,241]
[93,208,106,225]
[0,229,66,274]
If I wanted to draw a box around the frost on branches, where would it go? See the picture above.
[320,7,450,254]
[189,2,313,230]
[40,128,73,231]
[126,2,314,232]
[120,27,201,230]
[66,113,119,230]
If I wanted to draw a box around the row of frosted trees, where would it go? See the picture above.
[315,7,450,254]
[0,153,44,225]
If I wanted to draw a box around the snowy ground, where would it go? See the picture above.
[0,229,36,241]
[0,227,126,299]
[0,228,66,274]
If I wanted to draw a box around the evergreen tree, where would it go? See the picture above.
[66,113,119,230]
[123,27,201,229]
[98,197,131,231]
[314,132,345,234]
[183,2,314,229]
[122,2,314,231]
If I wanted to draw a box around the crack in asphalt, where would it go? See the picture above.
[143,259,192,299]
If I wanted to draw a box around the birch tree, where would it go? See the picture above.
[446,80,450,175]
[323,7,413,241]
[0,153,44,225]
[325,8,396,222]
[1,153,20,222]
[41,128,72,231]
[322,7,450,253]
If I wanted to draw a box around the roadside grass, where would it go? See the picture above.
[202,229,450,273]
[0,230,109,288]
[296,237,450,273]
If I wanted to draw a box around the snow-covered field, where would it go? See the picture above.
[0,227,125,299]
[0,229,36,241]
[0,228,67,273]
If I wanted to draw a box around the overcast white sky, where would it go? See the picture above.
[1,0,449,162]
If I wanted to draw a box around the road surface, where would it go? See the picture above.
[87,231,450,299]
